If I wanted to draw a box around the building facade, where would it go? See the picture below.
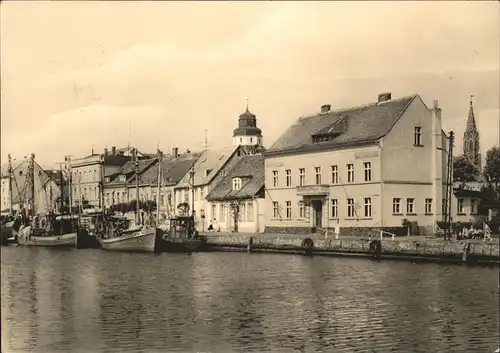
[206,154,266,233]
[174,145,250,230]
[263,93,446,236]
[70,146,148,207]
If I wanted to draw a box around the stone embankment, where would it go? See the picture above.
[200,232,500,266]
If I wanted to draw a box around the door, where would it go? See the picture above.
[312,200,323,231]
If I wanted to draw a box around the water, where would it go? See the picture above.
[1,247,499,353]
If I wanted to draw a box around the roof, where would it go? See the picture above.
[206,154,265,201]
[464,98,477,134]
[266,94,417,155]
[106,158,157,186]
[175,146,242,188]
[3,158,58,204]
[133,153,200,186]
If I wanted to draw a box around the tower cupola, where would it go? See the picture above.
[232,99,263,147]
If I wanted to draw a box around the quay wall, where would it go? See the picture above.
[201,233,500,265]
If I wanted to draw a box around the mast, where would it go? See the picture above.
[29,153,36,216]
[65,156,73,214]
[190,163,195,218]
[156,149,163,223]
[49,173,53,213]
[7,154,13,216]
[134,149,140,225]
[59,166,64,214]
[99,154,105,212]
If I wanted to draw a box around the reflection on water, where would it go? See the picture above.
[1,247,499,352]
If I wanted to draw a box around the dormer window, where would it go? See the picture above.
[119,175,126,182]
[205,169,212,177]
[311,116,348,144]
[105,177,111,183]
[232,178,242,191]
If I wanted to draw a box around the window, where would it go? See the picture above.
[119,175,126,182]
[331,165,338,184]
[220,204,226,221]
[286,201,292,219]
[285,169,292,186]
[250,137,253,144]
[160,194,165,206]
[363,162,372,182]
[406,198,415,214]
[211,204,216,219]
[240,203,246,222]
[240,138,243,143]
[273,201,279,218]
[200,187,204,199]
[94,170,97,180]
[442,199,446,214]
[393,198,401,214]
[330,199,338,218]
[272,171,278,187]
[347,164,354,183]
[232,178,242,191]
[299,168,305,186]
[247,202,253,220]
[347,198,355,218]
[364,198,372,218]
[425,198,432,214]
[19,171,23,176]
[184,190,189,202]
[471,199,477,214]
[414,127,422,146]
[457,198,464,214]
[298,201,306,218]
[314,167,322,184]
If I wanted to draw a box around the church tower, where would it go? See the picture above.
[232,100,263,147]
[463,95,481,172]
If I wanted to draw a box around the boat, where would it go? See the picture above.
[97,148,159,253]
[17,214,78,248]
[159,215,206,252]
[98,215,157,252]
[14,154,80,248]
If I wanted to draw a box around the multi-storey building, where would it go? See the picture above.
[263,92,447,236]
[70,146,150,207]
[206,153,266,233]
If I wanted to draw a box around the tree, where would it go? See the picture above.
[483,146,500,200]
[453,155,477,183]
[229,200,240,232]
[177,202,190,216]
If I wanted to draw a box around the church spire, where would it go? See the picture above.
[465,94,477,133]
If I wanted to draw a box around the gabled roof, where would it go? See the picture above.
[106,158,157,186]
[175,146,244,188]
[266,94,417,155]
[3,158,58,204]
[206,154,265,201]
[132,152,201,186]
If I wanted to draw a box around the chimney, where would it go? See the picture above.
[321,104,331,113]
[104,147,108,155]
[172,147,179,158]
[378,92,392,103]
[433,100,439,109]
[111,146,116,155]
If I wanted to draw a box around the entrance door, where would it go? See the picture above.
[312,200,323,231]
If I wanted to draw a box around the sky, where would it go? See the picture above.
[1,1,499,168]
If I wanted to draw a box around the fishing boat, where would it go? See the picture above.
[17,215,78,247]
[159,215,206,252]
[97,148,158,253]
[15,154,80,248]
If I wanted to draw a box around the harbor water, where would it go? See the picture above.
[1,247,499,352]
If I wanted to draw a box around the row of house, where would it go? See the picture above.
[1,93,485,234]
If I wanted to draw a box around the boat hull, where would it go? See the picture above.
[98,227,157,253]
[1,223,13,246]
[18,231,78,248]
